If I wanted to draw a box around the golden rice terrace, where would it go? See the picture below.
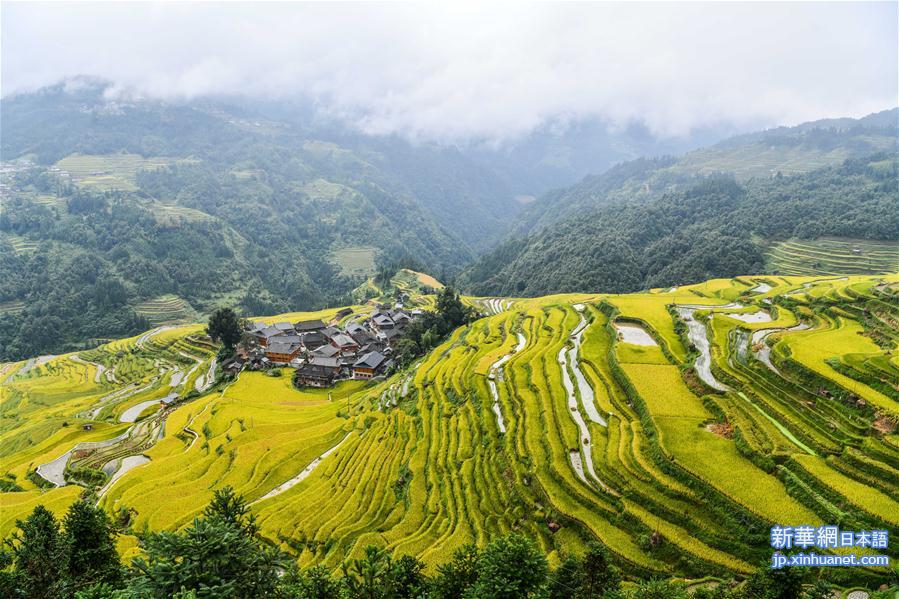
[1,274,897,582]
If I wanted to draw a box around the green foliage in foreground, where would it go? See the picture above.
[3,488,884,599]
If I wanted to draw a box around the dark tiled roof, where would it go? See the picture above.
[266,341,302,355]
[295,363,336,381]
[330,333,357,347]
[312,345,340,358]
[294,319,326,332]
[256,326,283,339]
[309,356,340,369]
[353,351,386,370]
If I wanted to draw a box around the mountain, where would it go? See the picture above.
[458,154,898,297]
[0,79,742,359]
[0,78,522,251]
[0,81,488,358]
[510,108,898,236]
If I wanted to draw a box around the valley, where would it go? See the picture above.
[2,273,897,588]
[2,4,897,595]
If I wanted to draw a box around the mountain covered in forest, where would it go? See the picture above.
[0,79,738,360]
[1,80,896,359]
[458,155,897,297]
[509,108,898,237]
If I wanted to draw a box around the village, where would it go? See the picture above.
[230,299,424,388]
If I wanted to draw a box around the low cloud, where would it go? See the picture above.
[2,2,896,142]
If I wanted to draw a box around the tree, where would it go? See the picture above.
[61,500,122,594]
[432,544,480,599]
[548,555,581,599]
[203,485,258,537]
[342,545,392,599]
[129,517,282,598]
[280,564,340,599]
[207,307,243,352]
[341,545,428,599]
[6,505,64,599]
[385,554,427,598]
[743,564,804,599]
[470,534,549,599]
[577,542,621,598]
[436,285,471,330]
[628,579,690,599]
[127,487,283,597]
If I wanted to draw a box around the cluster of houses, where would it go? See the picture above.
[237,305,421,387]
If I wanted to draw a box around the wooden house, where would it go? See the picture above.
[353,351,387,380]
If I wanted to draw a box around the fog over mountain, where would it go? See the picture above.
[3,2,896,145]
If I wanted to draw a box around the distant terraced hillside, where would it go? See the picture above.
[765,238,899,276]
[53,153,183,191]
[132,295,198,326]
[1,275,897,587]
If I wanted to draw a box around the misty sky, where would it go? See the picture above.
[2,2,896,142]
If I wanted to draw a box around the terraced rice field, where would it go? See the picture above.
[2,233,38,255]
[54,153,174,191]
[765,237,899,276]
[0,300,25,316]
[673,142,890,180]
[1,274,897,584]
[331,246,377,277]
[133,295,198,326]
[151,202,216,226]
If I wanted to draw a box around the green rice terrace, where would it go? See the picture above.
[2,274,898,586]
[132,294,199,327]
[52,153,198,191]
[765,237,899,277]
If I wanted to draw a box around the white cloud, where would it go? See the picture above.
[2,2,896,142]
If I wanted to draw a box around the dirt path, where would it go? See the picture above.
[250,432,353,505]
[487,332,526,433]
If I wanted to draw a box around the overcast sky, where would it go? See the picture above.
[2,2,896,142]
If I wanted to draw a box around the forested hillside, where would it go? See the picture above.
[0,80,741,360]
[2,81,896,359]
[511,109,898,236]
[0,81,508,359]
[458,155,899,297]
